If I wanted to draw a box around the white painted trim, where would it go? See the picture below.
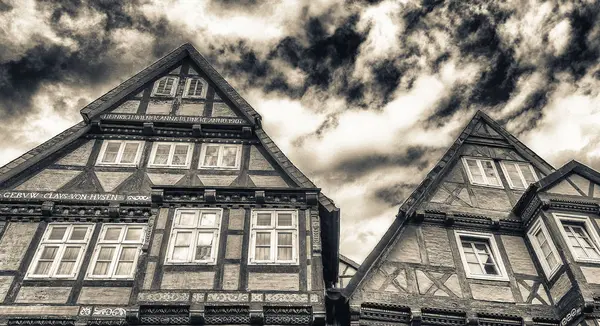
[183,77,208,99]
[527,217,562,279]
[164,208,223,265]
[553,213,600,264]
[26,223,95,280]
[86,224,145,280]
[249,209,299,265]
[151,76,179,97]
[198,143,242,170]
[454,230,509,281]
[96,140,144,167]
[461,156,504,188]
[148,142,193,169]
[500,160,538,190]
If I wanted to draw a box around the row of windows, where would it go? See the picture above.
[152,76,208,99]
[26,209,299,280]
[461,157,538,190]
[458,213,600,282]
[96,140,242,170]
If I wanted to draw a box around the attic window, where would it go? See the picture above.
[455,230,508,281]
[183,77,208,98]
[500,161,538,189]
[199,144,242,170]
[461,157,502,188]
[148,142,194,169]
[96,140,144,167]
[152,76,178,97]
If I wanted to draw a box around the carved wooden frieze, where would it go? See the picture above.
[311,212,321,251]
[138,292,190,302]
[265,293,309,303]
[206,293,249,302]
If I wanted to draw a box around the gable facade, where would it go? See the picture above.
[0,44,339,326]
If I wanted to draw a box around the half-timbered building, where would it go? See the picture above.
[0,43,340,326]
[343,111,600,325]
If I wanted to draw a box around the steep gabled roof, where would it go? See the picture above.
[340,254,360,270]
[343,110,555,297]
[0,43,337,210]
[514,160,600,215]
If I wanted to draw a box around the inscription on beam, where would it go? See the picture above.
[0,191,150,203]
[101,114,247,125]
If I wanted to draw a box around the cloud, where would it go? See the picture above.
[2,0,600,263]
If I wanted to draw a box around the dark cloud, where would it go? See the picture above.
[374,183,419,206]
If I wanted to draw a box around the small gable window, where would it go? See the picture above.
[96,140,144,167]
[249,209,298,265]
[183,77,208,99]
[500,161,538,189]
[165,209,222,264]
[528,218,561,279]
[462,157,502,187]
[199,144,242,170]
[87,224,145,279]
[27,223,94,279]
[148,142,194,169]
[555,213,600,263]
[455,231,508,281]
[152,76,178,97]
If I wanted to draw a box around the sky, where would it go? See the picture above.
[1,0,600,263]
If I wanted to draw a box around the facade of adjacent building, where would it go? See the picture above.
[343,112,600,326]
[1,43,599,326]
[0,44,340,326]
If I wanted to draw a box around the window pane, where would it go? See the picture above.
[57,261,76,275]
[464,252,478,263]
[278,247,292,260]
[93,262,111,275]
[483,263,498,275]
[34,261,53,275]
[70,227,88,241]
[48,227,67,241]
[175,232,192,246]
[120,143,139,164]
[465,159,485,184]
[200,213,216,227]
[104,227,122,241]
[119,248,137,261]
[195,233,213,260]
[256,213,272,226]
[125,228,143,241]
[467,262,483,274]
[172,145,189,165]
[177,212,196,227]
[40,246,59,260]
[482,161,500,185]
[102,142,121,163]
[278,213,293,227]
[115,262,133,276]
[519,163,536,184]
[504,163,522,188]
[547,253,558,268]
[255,247,270,260]
[98,247,115,260]
[172,247,189,261]
[221,146,238,167]
[256,232,271,246]
[203,146,219,166]
[153,144,170,165]
[278,233,292,246]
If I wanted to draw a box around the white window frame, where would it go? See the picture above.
[198,144,242,170]
[96,140,144,167]
[86,224,146,280]
[528,218,562,279]
[249,209,299,265]
[151,76,179,97]
[554,213,600,264]
[183,77,208,99]
[165,208,223,265]
[26,223,95,280]
[500,161,538,189]
[148,142,194,169]
[461,157,503,188]
[454,230,509,281]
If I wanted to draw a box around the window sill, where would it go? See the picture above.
[163,261,217,266]
[464,274,509,282]
[147,165,191,170]
[468,182,505,190]
[95,163,139,168]
[198,166,240,171]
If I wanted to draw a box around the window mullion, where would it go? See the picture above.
[107,245,121,278]
[515,163,527,188]
[115,142,125,164]
[471,242,486,273]
[190,229,198,262]
[271,229,277,263]
[167,144,175,166]
[49,244,67,277]
[477,161,488,185]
